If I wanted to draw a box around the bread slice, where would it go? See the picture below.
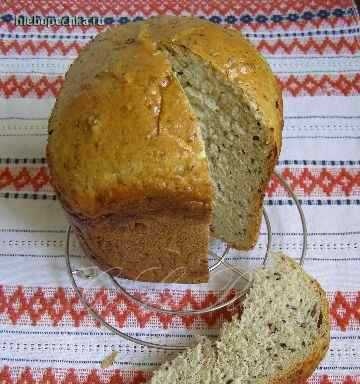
[150,253,330,383]
[47,16,282,282]
[163,44,280,249]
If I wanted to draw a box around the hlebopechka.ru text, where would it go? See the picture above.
[15,15,105,26]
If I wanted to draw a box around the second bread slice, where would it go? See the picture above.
[150,253,330,383]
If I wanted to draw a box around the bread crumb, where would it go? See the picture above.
[87,115,102,135]
[101,351,118,369]
[164,247,180,255]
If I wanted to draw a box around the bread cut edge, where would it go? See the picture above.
[227,83,283,251]
[228,74,283,252]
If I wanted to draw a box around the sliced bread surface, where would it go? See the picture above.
[164,44,279,249]
[150,253,330,383]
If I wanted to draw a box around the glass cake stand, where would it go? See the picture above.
[65,170,307,350]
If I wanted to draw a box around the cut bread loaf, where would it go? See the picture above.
[150,253,330,383]
[47,16,283,283]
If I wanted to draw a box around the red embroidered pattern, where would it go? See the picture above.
[0,36,358,57]
[0,286,237,328]
[0,0,354,17]
[0,166,50,193]
[279,73,360,96]
[235,17,356,32]
[257,37,359,55]
[0,286,359,331]
[0,75,63,98]
[331,292,360,331]
[316,377,360,384]
[0,367,150,384]
[0,367,359,384]
[0,40,83,56]
[267,168,360,197]
[1,17,356,34]
[1,166,359,197]
[1,73,359,99]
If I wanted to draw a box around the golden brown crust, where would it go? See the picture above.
[47,16,282,219]
[47,18,212,217]
[149,16,282,151]
[69,208,210,283]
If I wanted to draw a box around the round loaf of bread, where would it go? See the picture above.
[47,16,283,283]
